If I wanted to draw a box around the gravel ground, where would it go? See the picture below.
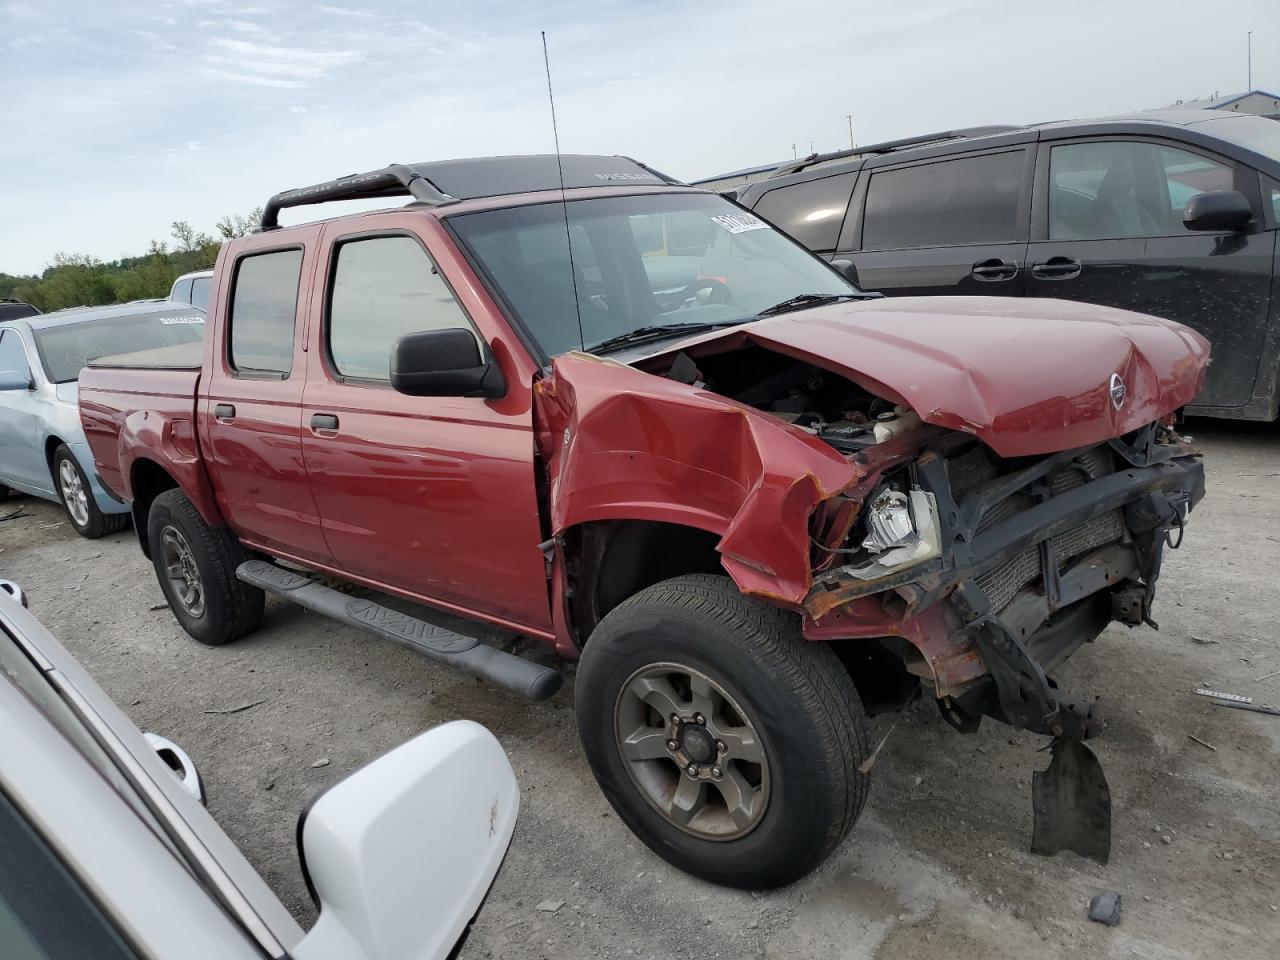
[3,417,1278,959]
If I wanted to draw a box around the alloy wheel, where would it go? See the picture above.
[613,662,770,841]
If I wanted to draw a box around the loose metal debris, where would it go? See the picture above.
[1214,700,1280,718]
[1194,689,1252,704]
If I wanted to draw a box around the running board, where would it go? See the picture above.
[235,560,562,700]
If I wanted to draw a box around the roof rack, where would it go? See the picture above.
[771,125,1021,177]
[260,163,454,231]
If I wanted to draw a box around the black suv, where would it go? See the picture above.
[727,111,1280,421]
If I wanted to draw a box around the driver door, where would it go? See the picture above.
[299,216,552,634]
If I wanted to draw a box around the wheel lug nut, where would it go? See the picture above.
[711,767,722,779]
[686,764,699,778]
[716,740,726,753]
[670,714,680,725]
[666,740,679,751]
[693,713,705,725]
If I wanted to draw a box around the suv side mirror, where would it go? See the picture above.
[1183,190,1252,232]
[0,369,31,391]
[391,329,506,399]
[293,721,518,960]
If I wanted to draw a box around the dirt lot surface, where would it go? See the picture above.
[3,418,1279,959]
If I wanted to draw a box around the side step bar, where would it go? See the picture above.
[236,560,562,701]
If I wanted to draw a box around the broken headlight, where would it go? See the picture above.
[844,486,942,580]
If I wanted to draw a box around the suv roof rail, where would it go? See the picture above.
[260,163,454,231]
[771,124,1022,177]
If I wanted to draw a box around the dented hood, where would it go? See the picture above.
[645,296,1210,458]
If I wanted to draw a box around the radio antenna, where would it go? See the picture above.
[542,30,585,352]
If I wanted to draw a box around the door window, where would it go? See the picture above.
[190,276,211,312]
[862,151,1025,250]
[1048,141,1235,240]
[169,278,192,304]
[0,330,30,380]
[327,236,476,382]
[228,249,303,376]
[753,173,857,251]
[0,792,138,960]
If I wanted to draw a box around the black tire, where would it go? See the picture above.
[147,488,263,646]
[575,573,869,889]
[52,444,128,539]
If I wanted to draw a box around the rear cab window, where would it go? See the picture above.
[753,173,857,251]
[862,151,1027,250]
[190,276,211,312]
[325,235,478,383]
[228,250,303,377]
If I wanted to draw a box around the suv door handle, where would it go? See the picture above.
[970,258,1019,281]
[214,403,236,420]
[310,413,340,432]
[1030,256,1082,280]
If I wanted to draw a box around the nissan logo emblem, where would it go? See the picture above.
[1109,373,1127,410]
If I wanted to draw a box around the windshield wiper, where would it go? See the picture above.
[754,293,868,319]
[588,319,751,355]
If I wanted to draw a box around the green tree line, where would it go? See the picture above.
[0,211,261,313]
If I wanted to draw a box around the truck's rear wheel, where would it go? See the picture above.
[147,489,263,646]
[575,574,870,889]
[53,445,127,539]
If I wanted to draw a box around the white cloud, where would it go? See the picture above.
[318,5,377,17]
[202,36,360,84]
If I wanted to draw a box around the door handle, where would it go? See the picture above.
[970,258,1019,281]
[214,403,235,420]
[1030,256,1082,280]
[310,413,340,432]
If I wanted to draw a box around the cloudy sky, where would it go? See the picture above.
[2,0,1275,275]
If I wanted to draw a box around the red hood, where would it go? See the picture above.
[645,296,1210,458]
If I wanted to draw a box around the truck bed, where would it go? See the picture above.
[78,363,202,504]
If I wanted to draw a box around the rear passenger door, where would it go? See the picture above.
[1027,137,1275,409]
[299,218,553,634]
[843,147,1033,296]
[201,236,332,563]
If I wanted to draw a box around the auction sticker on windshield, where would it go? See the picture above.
[711,212,769,234]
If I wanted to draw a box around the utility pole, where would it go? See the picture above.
[792,142,797,159]
[1247,31,1253,89]
[846,114,855,150]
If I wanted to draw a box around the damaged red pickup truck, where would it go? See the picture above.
[79,156,1208,888]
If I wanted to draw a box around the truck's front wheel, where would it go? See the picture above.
[575,574,870,889]
[147,489,264,646]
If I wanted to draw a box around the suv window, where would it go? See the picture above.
[1049,141,1235,240]
[229,249,302,376]
[328,236,475,382]
[863,151,1025,251]
[753,173,857,251]
[170,278,193,304]
[0,792,138,960]
[0,330,30,380]
[190,276,211,312]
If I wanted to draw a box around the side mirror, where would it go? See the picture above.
[0,369,31,391]
[1183,190,1252,232]
[292,720,518,960]
[391,329,506,399]
[830,258,862,287]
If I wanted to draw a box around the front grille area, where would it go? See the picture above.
[948,444,1128,613]
[975,510,1126,611]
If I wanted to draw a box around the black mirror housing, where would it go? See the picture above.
[390,328,506,399]
[1183,190,1252,232]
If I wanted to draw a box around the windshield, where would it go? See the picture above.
[1195,114,1280,164]
[34,310,206,383]
[448,192,858,357]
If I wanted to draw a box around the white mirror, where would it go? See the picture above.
[292,720,519,960]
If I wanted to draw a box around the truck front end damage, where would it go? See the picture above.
[541,298,1209,865]
[800,419,1203,863]
[804,422,1204,745]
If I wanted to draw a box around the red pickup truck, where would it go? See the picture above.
[80,155,1208,888]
